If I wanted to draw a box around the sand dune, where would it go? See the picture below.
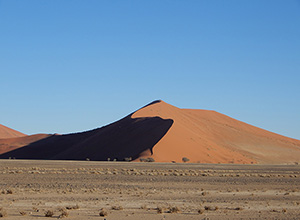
[133,101,300,164]
[0,134,51,155]
[0,124,26,139]
[1,100,300,164]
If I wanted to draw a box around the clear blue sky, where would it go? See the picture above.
[1,0,299,140]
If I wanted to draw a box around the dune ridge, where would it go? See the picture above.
[0,124,26,139]
[1,100,300,164]
[133,100,300,164]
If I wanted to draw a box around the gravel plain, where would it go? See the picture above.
[0,160,300,219]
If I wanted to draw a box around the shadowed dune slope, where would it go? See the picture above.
[1,100,299,164]
[0,134,51,154]
[0,124,26,139]
[0,112,173,161]
[132,101,300,164]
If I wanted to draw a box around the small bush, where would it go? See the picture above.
[32,207,39,212]
[124,157,132,162]
[140,205,147,210]
[234,207,243,211]
[140,158,155,162]
[168,206,181,213]
[99,208,108,217]
[0,208,7,217]
[45,210,54,217]
[147,157,155,162]
[66,205,79,210]
[198,209,204,214]
[156,206,164,214]
[59,210,69,218]
[111,205,123,210]
[19,211,27,216]
[182,157,190,163]
[204,206,218,211]
[2,189,13,194]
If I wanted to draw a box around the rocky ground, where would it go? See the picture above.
[0,160,300,219]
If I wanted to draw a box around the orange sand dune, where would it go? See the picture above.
[0,134,51,154]
[0,124,26,139]
[1,100,300,164]
[133,101,300,164]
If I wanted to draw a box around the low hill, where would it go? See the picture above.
[1,100,299,164]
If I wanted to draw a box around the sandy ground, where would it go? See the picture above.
[0,160,300,219]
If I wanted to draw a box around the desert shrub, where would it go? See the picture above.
[182,157,190,163]
[45,210,54,217]
[147,157,155,162]
[111,205,123,210]
[198,208,204,214]
[156,206,164,214]
[234,207,243,211]
[201,191,207,196]
[168,206,181,213]
[59,210,69,218]
[0,208,7,217]
[66,205,79,210]
[99,208,108,217]
[204,206,218,211]
[140,158,155,162]
[124,157,132,162]
[32,207,39,212]
[2,189,13,194]
[140,205,147,210]
[19,211,27,216]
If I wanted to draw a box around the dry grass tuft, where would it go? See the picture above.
[32,207,39,212]
[140,205,148,210]
[198,209,205,214]
[111,205,123,210]
[156,206,164,214]
[45,210,54,217]
[19,211,27,216]
[168,206,181,213]
[58,210,69,218]
[234,207,243,211]
[99,208,108,217]
[1,189,13,194]
[66,205,79,210]
[204,206,218,211]
[0,208,8,217]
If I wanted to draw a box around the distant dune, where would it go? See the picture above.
[0,124,26,139]
[0,134,51,155]
[1,100,300,164]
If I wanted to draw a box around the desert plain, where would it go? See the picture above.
[0,160,300,219]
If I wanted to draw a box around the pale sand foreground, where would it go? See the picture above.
[0,160,300,219]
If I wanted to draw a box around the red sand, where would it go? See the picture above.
[1,100,300,164]
[133,101,300,164]
[0,124,26,139]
